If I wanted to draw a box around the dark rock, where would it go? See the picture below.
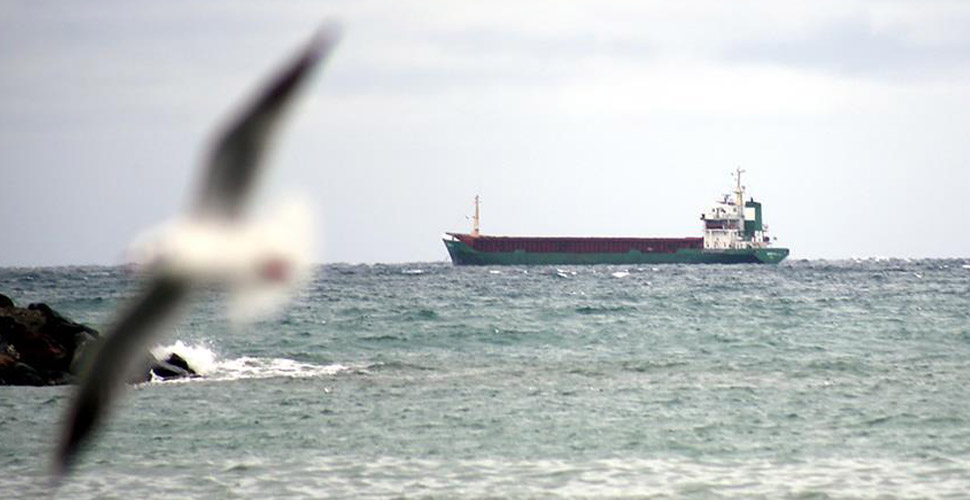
[0,354,48,386]
[150,353,199,380]
[1,294,199,386]
[165,353,193,373]
[29,302,99,353]
[1,300,80,385]
[0,310,71,374]
[128,352,199,383]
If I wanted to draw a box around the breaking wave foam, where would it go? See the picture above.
[150,340,355,382]
[151,340,218,375]
[211,356,355,381]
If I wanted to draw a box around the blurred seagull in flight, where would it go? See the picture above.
[52,27,339,480]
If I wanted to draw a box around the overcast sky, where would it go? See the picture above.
[2,0,969,265]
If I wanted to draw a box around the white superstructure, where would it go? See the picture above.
[701,169,773,250]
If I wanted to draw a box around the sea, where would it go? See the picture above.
[2,259,970,499]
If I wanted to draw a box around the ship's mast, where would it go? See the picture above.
[472,195,481,236]
[734,167,745,208]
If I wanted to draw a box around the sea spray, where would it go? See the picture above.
[151,340,218,376]
[150,339,356,382]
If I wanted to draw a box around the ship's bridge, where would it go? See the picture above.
[702,198,743,229]
[700,171,772,250]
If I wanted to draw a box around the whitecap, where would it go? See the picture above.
[150,340,355,382]
[211,356,353,381]
[151,340,217,375]
[611,271,630,278]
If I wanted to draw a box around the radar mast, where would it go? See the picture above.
[472,195,481,236]
[734,167,746,208]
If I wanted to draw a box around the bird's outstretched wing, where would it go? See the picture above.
[53,277,189,479]
[193,27,339,220]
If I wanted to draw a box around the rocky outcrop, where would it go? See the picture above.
[0,293,197,386]
[128,352,200,384]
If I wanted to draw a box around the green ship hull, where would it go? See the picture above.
[444,239,789,266]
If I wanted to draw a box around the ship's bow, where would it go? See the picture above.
[443,237,473,265]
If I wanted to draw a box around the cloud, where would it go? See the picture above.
[725,16,970,81]
[3,0,970,263]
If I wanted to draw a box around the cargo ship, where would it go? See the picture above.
[443,170,789,265]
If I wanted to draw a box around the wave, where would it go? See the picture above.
[150,340,356,382]
[187,455,970,499]
[574,305,636,315]
[6,454,966,500]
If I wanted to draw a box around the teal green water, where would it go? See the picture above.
[2,260,970,498]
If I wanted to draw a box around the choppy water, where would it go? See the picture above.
[2,259,970,499]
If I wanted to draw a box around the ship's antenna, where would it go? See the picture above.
[734,167,745,208]
[472,194,481,236]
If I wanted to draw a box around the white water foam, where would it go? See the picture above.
[151,340,218,375]
[150,340,354,382]
[211,356,354,381]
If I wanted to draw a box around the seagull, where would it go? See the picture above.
[52,27,339,480]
